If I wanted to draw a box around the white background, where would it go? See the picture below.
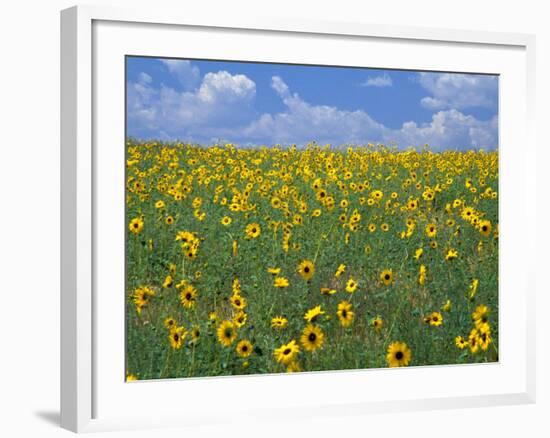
[0,0,546,437]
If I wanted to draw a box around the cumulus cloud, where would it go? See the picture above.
[360,73,393,87]
[418,72,498,110]
[160,59,200,90]
[241,76,386,145]
[387,110,498,151]
[127,67,497,150]
[241,77,496,150]
[127,68,256,141]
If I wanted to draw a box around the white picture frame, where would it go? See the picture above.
[60,4,536,433]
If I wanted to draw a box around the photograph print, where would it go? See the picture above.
[125,56,498,381]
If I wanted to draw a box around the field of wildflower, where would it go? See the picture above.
[125,140,498,381]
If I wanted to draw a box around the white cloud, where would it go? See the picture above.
[138,72,152,84]
[128,72,497,150]
[418,72,497,110]
[271,76,290,96]
[197,71,256,103]
[160,59,200,90]
[127,69,256,140]
[388,109,497,151]
[242,77,496,150]
[241,76,386,145]
[360,73,393,87]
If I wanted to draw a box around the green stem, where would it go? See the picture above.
[160,347,172,378]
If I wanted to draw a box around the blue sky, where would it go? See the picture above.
[126,56,498,150]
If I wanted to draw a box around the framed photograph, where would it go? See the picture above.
[61,4,536,433]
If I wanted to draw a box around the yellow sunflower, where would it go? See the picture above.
[445,248,458,261]
[132,286,155,315]
[320,287,337,295]
[380,269,394,286]
[271,316,288,329]
[304,305,325,323]
[217,320,237,347]
[236,339,253,358]
[336,300,354,327]
[297,259,315,281]
[455,335,468,349]
[274,277,289,288]
[162,274,173,288]
[425,223,437,238]
[335,263,346,278]
[424,311,443,327]
[345,277,358,293]
[168,326,187,350]
[371,316,383,331]
[286,361,302,373]
[163,317,177,330]
[230,294,247,310]
[233,310,247,328]
[418,265,427,285]
[179,284,198,309]
[245,222,261,239]
[468,328,480,353]
[190,325,201,344]
[461,206,475,221]
[300,324,325,352]
[477,323,492,351]
[129,217,144,234]
[472,304,490,327]
[386,341,412,367]
[479,219,492,237]
[274,340,300,364]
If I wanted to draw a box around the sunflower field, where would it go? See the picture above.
[125,141,498,380]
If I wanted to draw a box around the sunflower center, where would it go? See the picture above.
[173,334,179,342]
[225,329,232,338]
[186,293,191,300]
[308,333,316,342]
[395,351,404,360]
[385,274,390,280]
[342,310,347,318]
[283,348,291,355]
[242,345,248,352]
[304,267,310,273]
